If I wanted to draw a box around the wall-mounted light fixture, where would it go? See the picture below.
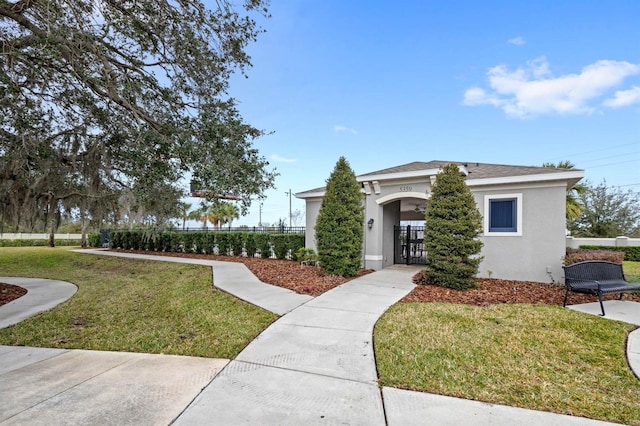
[367,218,374,230]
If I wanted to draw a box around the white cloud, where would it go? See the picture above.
[507,36,526,46]
[333,125,358,135]
[269,154,297,163]
[463,57,640,118]
[604,86,640,108]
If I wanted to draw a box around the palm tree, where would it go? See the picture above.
[543,161,586,221]
[190,203,211,229]
[207,205,223,230]
[177,202,192,230]
[207,201,240,230]
[219,202,240,229]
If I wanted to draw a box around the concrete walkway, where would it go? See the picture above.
[0,346,227,425]
[0,277,77,328]
[175,266,417,425]
[1,250,637,425]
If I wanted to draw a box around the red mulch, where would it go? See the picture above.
[0,283,28,307]
[110,249,374,296]
[404,277,640,306]
[3,249,637,308]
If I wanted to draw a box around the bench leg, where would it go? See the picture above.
[597,291,605,316]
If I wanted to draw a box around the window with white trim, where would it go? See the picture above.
[484,194,522,236]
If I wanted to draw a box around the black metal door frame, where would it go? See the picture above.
[394,225,426,265]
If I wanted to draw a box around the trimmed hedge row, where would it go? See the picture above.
[0,239,83,247]
[565,248,626,265]
[108,230,306,260]
[578,245,640,262]
[88,233,101,247]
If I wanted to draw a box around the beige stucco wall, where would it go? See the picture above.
[301,177,570,284]
[304,198,322,251]
[473,182,567,283]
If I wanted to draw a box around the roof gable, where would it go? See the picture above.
[296,160,584,198]
[357,160,582,180]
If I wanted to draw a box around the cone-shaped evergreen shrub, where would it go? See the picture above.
[425,163,483,290]
[315,157,364,276]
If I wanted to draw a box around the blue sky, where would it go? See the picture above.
[191,0,640,227]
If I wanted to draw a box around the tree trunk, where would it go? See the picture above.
[48,220,55,247]
[47,194,55,247]
[80,204,87,248]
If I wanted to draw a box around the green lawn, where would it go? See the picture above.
[0,247,277,358]
[625,260,640,283]
[375,302,640,425]
[3,247,639,423]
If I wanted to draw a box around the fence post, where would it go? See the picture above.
[616,236,629,247]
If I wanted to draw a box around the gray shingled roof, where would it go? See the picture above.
[295,160,583,197]
[358,160,581,180]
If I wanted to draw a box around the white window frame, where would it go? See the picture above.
[483,193,523,236]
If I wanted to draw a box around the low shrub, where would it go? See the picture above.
[244,233,257,258]
[256,233,272,258]
[295,247,318,263]
[0,239,82,247]
[564,248,625,265]
[288,234,305,259]
[88,232,101,247]
[229,233,244,256]
[102,230,306,262]
[182,232,197,253]
[579,245,640,262]
[272,234,289,260]
[109,231,122,248]
[207,233,217,254]
[216,232,230,256]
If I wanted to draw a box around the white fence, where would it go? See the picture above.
[0,233,82,240]
[566,236,640,249]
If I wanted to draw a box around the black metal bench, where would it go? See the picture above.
[563,261,640,316]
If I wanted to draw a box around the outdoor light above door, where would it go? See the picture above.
[367,218,374,229]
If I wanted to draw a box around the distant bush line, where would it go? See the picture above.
[576,245,640,262]
[105,230,306,261]
[565,246,640,264]
[0,239,83,247]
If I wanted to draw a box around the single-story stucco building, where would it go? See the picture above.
[295,160,584,283]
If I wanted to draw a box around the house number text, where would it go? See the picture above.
[399,185,412,192]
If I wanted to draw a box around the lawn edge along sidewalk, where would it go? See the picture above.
[73,249,313,315]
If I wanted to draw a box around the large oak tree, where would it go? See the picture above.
[0,0,276,244]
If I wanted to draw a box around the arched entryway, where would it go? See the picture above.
[374,192,429,267]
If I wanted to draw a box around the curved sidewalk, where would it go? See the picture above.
[175,266,625,425]
[0,277,77,328]
[1,250,637,425]
[174,266,418,424]
[74,249,313,315]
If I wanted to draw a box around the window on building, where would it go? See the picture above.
[484,194,522,236]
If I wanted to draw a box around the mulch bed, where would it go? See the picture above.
[0,284,28,307]
[109,249,373,296]
[403,277,640,306]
